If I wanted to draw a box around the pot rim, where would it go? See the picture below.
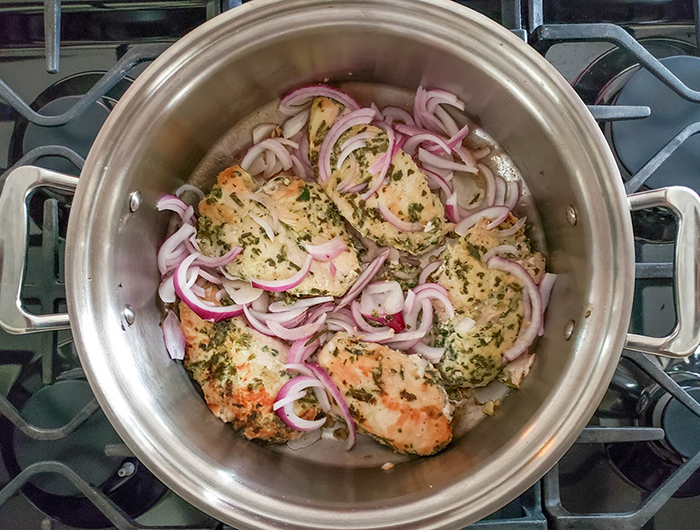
[65,1,634,528]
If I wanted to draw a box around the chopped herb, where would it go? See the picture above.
[298,187,311,201]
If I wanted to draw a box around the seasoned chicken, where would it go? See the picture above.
[317,332,453,456]
[434,216,546,388]
[180,302,321,442]
[308,97,450,255]
[197,165,360,296]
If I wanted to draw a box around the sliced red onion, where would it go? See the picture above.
[497,217,527,238]
[494,176,507,206]
[389,300,433,350]
[279,85,361,116]
[269,296,333,313]
[424,168,453,197]
[246,155,266,176]
[175,185,205,201]
[419,260,443,284]
[445,192,461,223]
[327,317,356,334]
[162,310,186,361]
[413,283,455,320]
[277,401,326,432]
[402,132,451,156]
[337,154,361,193]
[418,148,476,174]
[411,341,444,363]
[425,88,466,113]
[283,108,310,139]
[446,123,470,149]
[488,256,543,362]
[337,249,390,309]
[505,181,520,210]
[434,106,459,138]
[473,146,491,160]
[174,255,244,321]
[250,254,313,292]
[268,313,327,341]
[157,223,197,275]
[359,328,396,343]
[350,301,383,333]
[253,123,277,144]
[249,307,307,324]
[250,214,275,241]
[304,237,347,262]
[360,123,395,201]
[377,198,424,232]
[274,376,326,411]
[337,131,377,169]
[193,246,243,268]
[318,108,376,183]
[215,288,227,301]
[454,206,511,237]
[222,279,264,305]
[283,364,332,412]
[329,262,337,277]
[242,304,274,335]
[361,281,405,315]
[454,316,476,335]
[403,289,417,316]
[287,339,321,364]
[158,274,176,304]
[240,192,279,232]
[538,273,557,336]
[381,106,414,126]
[364,312,405,333]
[479,163,497,208]
[197,268,223,285]
[252,291,269,312]
[413,86,448,134]
[241,138,294,174]
[453,145,478,173]
[275,376,327,431]
[157,195,196,224]
[305,302,335,324]
[482,245,519,263]
[304,362,357,450]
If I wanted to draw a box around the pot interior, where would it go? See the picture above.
[67,1,634,528]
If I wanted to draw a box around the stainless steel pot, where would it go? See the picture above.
[2,0,700,528]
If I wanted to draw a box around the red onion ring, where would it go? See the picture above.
[268,296,333,313]
[402,132,451,156]
[377,197,425,232]
[411,341,444,363]
[381,106,415,126]
[361,123,395,201]
[252,123,277,144]
[482,245,519,263]
[478,163,497,208]
[162,310,186,360]
[287,339,321,364]
[250,254,313,292]
[158,274,176,303]
[337,249,390,309]
[538,273,557,336]
[282,364,332,412]
[444,192,461,223]
[250,214,275,241]
[350,301,384,333]
[454,206,510,237]
[318,108,376,183]
[157,223,197,275]
[279,85,361,116]
[268,314,327,341]
[497,217,527,238]
[175,185,206,201]
[193,246,243,268]
[174,255,244,322]
[424,168,453,196]
[304,237,347,262]
[157,195,196,224]
[389,300,433,350]
[418,148,477,174]
[487,256,543,362]
[275,377,327,431]
[305,362,357,450]
[505,180,520,210]
[494,176,507,206]
[282,108,310,139]
[419,260,443,284]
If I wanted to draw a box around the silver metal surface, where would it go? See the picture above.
[0,0,679,527]
[0,166,74,334]
[626,187,700,358]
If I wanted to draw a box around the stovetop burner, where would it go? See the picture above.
[612,55,700,192]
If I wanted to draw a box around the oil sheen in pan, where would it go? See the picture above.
[185,82,549,467]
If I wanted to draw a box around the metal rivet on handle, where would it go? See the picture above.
[128,191,141,212]
[123,305,135,325]
[564,320,575,340]
[566,205,577,226]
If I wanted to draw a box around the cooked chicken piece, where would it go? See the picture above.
[434,216,545,388]
[308,97,450,255]
[498,353,536,389]
[317,332,453,456]
[180,302,321,442]
[197,165,360,296]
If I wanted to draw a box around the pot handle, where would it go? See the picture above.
[0,166,77,334]
[626,186,700,358]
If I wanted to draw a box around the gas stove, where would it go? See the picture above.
[1,1,699,529]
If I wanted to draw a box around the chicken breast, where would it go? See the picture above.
[197,165,360,296]
[308,97,450,255]
[434,216,546,388]
[317,332,453,456]
[180,302,321,442]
